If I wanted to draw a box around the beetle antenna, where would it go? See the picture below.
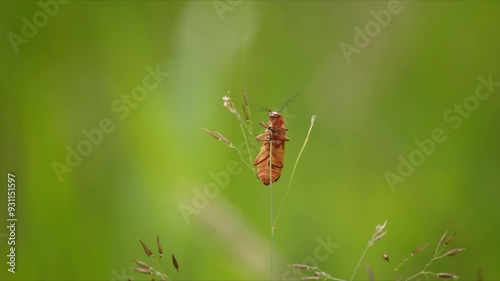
[256,105,272,113]
[279,85,317,112]
[279,92,300,112]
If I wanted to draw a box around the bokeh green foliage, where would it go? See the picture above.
[1,1,500,280]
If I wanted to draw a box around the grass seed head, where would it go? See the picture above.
[214,131,234,147]
[289,264,310,270]
[437,273,459,279]
[438,230,449,247]
[202,128,235,148]
[242,87,249,107]
[132,259,151,269]
[445,248,465,257]
[172,254,179,272]
[223,94,238,115]
[133,268,152,274]
[202,128,219,140]
[411,242,429,255]
[444,231,458,246]
[139,239,154,258]
[375,230,387,241]
[242,104,250,121]
[382,252,390,263]
[156,235,163,258]
[374,220,387,236]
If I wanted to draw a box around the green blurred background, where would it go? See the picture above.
[1,1,500,280]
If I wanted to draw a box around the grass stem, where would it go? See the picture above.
[269,138,275,279]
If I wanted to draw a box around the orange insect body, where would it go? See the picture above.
[253,112,289,185]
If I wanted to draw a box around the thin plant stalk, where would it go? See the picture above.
[202,127,254,171]
[351,221,387,281]
[269,138,275,280]
[274,115,316,225]
[350,244,371,281]
[394,256,411,272]
[289,264,346,281]
[234,90,254,172]
[238,119,254,172]
[151,256,169,280]
[230,135,254,172]
[222,93,255,172]
[405,251,462,281]
[395,232,462,281]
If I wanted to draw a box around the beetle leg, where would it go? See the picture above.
[256,132,271,141]
[259,121,270,129]
[273,134,289,141]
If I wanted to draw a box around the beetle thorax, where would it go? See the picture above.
[268,112,285,128]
